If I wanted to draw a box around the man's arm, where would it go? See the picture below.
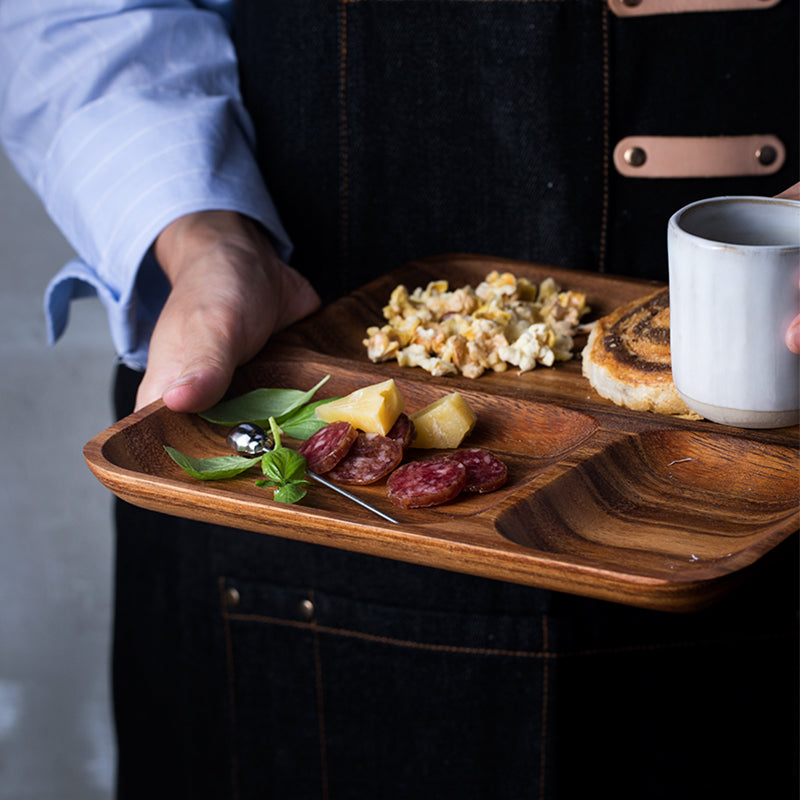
[0,2,306,381]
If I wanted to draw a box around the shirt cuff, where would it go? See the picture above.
[40,90,291,369]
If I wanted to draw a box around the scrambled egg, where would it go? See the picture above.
[363,270,590,378]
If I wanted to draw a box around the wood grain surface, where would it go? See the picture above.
[83,255,800,612]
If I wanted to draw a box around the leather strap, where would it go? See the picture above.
[609,0,780,17]
[613,135,786,178]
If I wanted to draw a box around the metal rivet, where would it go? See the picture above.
[755,145,777,167]
[624,147,647,168]
[298,598,315,621]
[226,587,240,607]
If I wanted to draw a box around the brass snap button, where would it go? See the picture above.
[624,146,647,168]
[225,587,240,608]
[755,144,777,167]
[298,598,315,621]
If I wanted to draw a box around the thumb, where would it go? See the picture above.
[135,309,239,413]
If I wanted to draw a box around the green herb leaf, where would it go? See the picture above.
[167,373,333,506]
[274,482,309,504]
[164,446,260,480]
[267,416,284,448]
[199,375,331,426]
[276,397,339,439]
[261,444,308,485]
[247,418,313,505]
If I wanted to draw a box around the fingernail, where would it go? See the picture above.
[163,374,197,397]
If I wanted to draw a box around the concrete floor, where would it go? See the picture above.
[0,151,117,797]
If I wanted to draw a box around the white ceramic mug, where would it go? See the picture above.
[668,195,800,428]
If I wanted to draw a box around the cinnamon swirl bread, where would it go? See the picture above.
[581,287,700,418]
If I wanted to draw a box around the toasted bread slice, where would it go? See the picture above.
[581,287,700,418]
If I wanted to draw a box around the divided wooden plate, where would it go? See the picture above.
[83,255,800,612]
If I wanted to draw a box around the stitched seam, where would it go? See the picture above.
[226,612,554,657]
[599,0,610,272]
[218,578,241,800]
[309,590,330,800]
[223,611,797,658]
[338,1,350,277]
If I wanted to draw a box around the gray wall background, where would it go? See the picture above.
[1,149,116,798]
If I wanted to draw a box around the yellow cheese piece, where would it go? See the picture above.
[409,392,477,449]
[315,378,404,435]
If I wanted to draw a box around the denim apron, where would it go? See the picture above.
[232,0,797,299]
[111,2,798,798]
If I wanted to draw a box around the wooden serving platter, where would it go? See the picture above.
[83,255,800,612]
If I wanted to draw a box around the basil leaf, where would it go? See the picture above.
[248,420,312,504]
[261,447,308,485]
[276,398,339,439]
[164,446,260,480]
[283,449,309,483]
[273,482,309,504]
[168,376,334,506]
[199,375,331,426]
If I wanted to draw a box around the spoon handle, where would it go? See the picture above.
[308,471,400,524]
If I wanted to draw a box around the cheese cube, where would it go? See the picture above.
[409,392,477,449]
[315,378,404,435]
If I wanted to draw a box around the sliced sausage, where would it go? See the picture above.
[387,459,467,508]
[435,448,508,493]
[385,412,416,448]
[297,421,358,474]
[326,432,403,485]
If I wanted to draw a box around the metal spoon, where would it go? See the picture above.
[226,423,400,524]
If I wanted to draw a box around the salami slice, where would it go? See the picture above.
[436,448,508,493]
[326,432,403,485]
[385,412,416,448]
[387,459,467,509]
[297,421,357,474]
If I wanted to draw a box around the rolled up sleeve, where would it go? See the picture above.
[0,1,289,369]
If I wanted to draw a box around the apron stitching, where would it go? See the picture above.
[218,577,242,800]
[338,1,351,281]
[599,0,610,272]
[225,612,555,657]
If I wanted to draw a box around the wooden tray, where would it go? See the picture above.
[84,255,800,612]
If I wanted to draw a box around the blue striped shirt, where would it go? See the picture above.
[0,1,288,369]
